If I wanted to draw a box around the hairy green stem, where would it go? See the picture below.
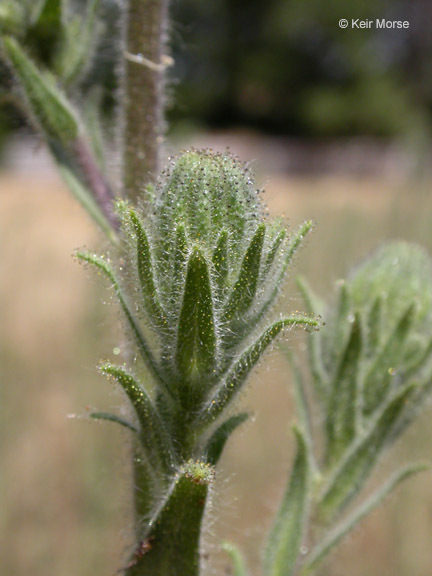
[123,0,170,200]
[126,461,214,576]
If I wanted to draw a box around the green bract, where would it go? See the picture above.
[78,149,318,575]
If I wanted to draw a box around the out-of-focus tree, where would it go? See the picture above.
[170,0,432,140]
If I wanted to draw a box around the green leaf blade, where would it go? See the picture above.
[264,427,310,576]
[90,411,138,433]
[222,542,249,576]
[318,382,417,521]
[2,36,78,143]
[56,0,100,87]
[303,463,429,575]
[326,314,363,465]
[249,221,314,342]
[264,228,286,273]
[129,208,166,329]
[223,224,266,321]
[366,296,383,356]
[100,363,174,472]
[296,275,327,398]
[33,0,62,29]
[176,247,217,396]
[76,251,170,396]
[363,304,416,415]
[203,315,320,422]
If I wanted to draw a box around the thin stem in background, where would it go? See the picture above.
[73,136,119,229]
[123,0,170,201]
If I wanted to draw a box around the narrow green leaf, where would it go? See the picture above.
[223,222,314,351]
[76,252,172,398]
[128,461,214,576]
[202,315,320,422]
[176,247,217,388]
[27,0,63,65]
[205,413,248,465]
[296,275,324,317]
[326,314,363,465]
[363,304,416,415]
[222,542,249,576]
[366,296,383,357]
[281,221,314,276]
[252,222,315,336]
[223,224,265,321]
[284,347,317,474]
[100,364,174,472]
[56,0,100,86]
[386,375,432,444]
[261,227,286,279]
[296,275,327,398]
[318,382,417,521]
[264,427,310,576]
[129,208,166,328]
[32,0,61,28]
[2,36,78,143]
[90,411,138,433]
[303,463,429,575]
[212,229,229,292]
[2,37,117,236]
[403,336,432,381]
[325,282,351,375]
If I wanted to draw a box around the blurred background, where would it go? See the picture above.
[1,0,432,575]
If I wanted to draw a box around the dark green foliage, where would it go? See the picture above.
[169,0,430,141]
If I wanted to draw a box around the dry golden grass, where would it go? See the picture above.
[1,168,432,576]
